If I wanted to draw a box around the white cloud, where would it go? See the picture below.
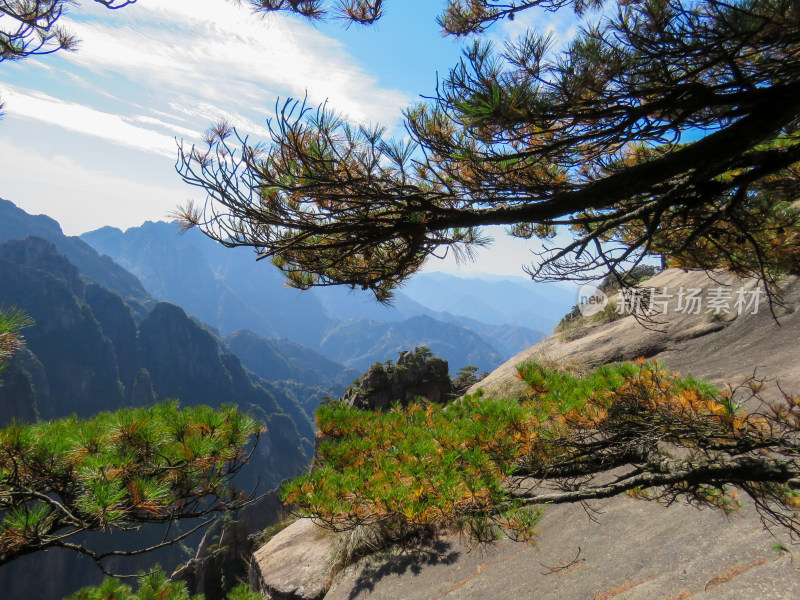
[129,115,199,139]
[2,0,412,169]
[0,139,186,235]
[1,85,182,157]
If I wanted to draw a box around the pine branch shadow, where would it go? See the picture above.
[346,539,460,599]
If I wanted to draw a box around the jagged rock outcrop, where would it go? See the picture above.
[341,348,452,411]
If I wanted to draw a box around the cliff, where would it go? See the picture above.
[80,221,551,374]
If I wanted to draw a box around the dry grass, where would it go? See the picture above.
[325,523,390,577]
[703,557,768,590]
[522,353,592,379]
[588,576,655,600]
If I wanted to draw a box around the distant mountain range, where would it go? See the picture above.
[80,219,573,374]
[81,221,332,346]
[401,271,575,332]
[0,197,573,438]
[318,314,503,373]
[0,198,577,435]
[0,199,151,312]
[0,199,355,414]
[0,197,578,411]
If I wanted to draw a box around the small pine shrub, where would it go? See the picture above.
[66,569,260,600]
[252,516,298,548]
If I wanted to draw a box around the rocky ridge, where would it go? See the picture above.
[469,268,800,400]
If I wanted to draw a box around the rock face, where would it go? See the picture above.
[250,519,337,600]
[469,268,800,401]
[323,497,800,600]
[341,348,452,411]
[0,238,312,481]
[0,236,125,420]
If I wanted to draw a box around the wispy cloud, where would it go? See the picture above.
[63,0,409,128]
[0,0,426,236]
[2,0,411,164]
[1,85,183,157]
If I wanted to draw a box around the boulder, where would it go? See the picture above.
[249,519,336,600]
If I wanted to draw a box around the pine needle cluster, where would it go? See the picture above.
[0,401,263,569]
[66,568,259,600]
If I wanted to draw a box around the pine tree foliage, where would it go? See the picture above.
[0,400,263,570]
[0,1,136,63]
[0,307,32,374]
[177,0,800,301]
[284,360,800,543]
[66,568,260,600]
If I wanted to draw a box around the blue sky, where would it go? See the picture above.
[0,0,580,277]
